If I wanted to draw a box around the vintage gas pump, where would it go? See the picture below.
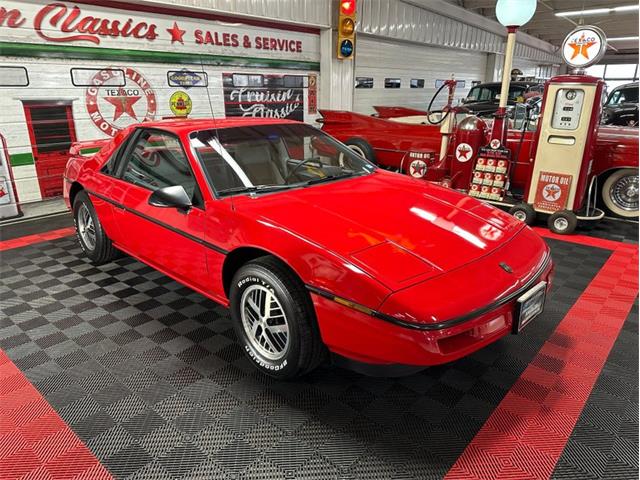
[510,26,608,234]
[0,133,21,220]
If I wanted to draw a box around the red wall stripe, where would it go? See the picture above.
[0,350,112,479]
[445,241,638,480]
[0,227,75,252]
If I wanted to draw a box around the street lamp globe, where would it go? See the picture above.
[496,0,536,27]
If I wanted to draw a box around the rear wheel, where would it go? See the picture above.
[601,169,639,219]
[547,210,578,235]
[230,256,325,379]
[345,138,376,164]
[73,190,119,264]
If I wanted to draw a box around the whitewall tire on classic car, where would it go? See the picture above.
[73,190,120,264]
[230,256,326,379]
[602,169,639,219]
[345,138,376,164]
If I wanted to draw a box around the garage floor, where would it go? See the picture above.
[0,219,637,480]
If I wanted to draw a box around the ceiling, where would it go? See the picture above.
[453,0,639,56]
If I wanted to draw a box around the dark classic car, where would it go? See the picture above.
[461,81,544,118]
[602,82,638,127]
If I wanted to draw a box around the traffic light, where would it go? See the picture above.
[337,0,356,59]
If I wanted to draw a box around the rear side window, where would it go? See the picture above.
[121,130,201,206]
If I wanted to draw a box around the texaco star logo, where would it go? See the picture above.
[455,143,473,163]
[561,27,606,68]
[86,67,157,137]
[409,159,427,178]
[490,139,501,150]
[567,33,597,61]
[542,183,562,202]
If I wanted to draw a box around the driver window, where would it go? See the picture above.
[122,130,200,204]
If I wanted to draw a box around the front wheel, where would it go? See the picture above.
[230,257,325,379]
[73,190,120,264]
[601,169,639,219]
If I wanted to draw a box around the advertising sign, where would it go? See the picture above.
[222,73,304,121]
[561,26,607,69]
[534,171,573,212]
[0,1,320,63]
[167,70,208,89]
[85,67,157,137]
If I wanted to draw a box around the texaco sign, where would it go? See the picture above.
[561,26,607,69]
[86,67,157,137]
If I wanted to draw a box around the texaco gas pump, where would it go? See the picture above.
[511,26,608,234]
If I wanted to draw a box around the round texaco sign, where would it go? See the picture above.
[86,67,157,137]
[561,26,607,69]
[409,159,427,178]
[455,143,473,163]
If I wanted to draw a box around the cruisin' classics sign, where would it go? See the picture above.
[0,1,319,62]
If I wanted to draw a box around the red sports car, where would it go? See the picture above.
[64,118,553,378]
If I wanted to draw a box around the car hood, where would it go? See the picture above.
[232,171,525,291]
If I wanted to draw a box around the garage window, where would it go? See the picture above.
[232,74,264,87]
[284,75,308,88]
[385,78,401,88]
[355,77,373,89]
[0,66,29,87]
[410,79,425,88]
[70,68,125,87]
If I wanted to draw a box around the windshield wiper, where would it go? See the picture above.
[218,184,293,196]
[303,171,363,186]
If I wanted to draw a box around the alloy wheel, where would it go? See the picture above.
[77,203,96,251]
[240,285,290,361]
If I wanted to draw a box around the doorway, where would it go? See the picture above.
[23,102,77,199]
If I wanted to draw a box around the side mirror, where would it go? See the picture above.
[148,185,192,210]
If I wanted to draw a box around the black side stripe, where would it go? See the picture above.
[85,189,229,255]
[306,252,551,332]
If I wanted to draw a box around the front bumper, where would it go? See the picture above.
[311,247,554,367]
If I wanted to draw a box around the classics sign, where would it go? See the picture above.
[86,67,157,137]
[0,1,319,63]
[561,26,607,69]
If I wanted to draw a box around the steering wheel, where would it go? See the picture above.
[425,83,451,125]
[284,158,321,183]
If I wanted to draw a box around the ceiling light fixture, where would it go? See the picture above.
[555,4,639,17]
[608,36,640,41]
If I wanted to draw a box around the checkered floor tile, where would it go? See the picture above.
[0,235,636,479]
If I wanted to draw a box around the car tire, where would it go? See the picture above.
[509,203,536,225]
[601,168,639,219]
[547,210,578,235]
[73,190,120,264]
[345,138,377,164]
[230,256,326,379]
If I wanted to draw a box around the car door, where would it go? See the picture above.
[114,128,210,292]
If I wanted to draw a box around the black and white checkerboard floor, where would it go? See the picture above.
[0,231,637,479]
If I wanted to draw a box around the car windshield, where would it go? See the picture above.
[466,85,528,103]
[606,87,639,106]
[190,123,375,196]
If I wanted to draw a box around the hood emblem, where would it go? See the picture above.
[500,262,513,273]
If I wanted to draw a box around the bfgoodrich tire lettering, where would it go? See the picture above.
[73,190,120,264]
[230,256,325,379]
